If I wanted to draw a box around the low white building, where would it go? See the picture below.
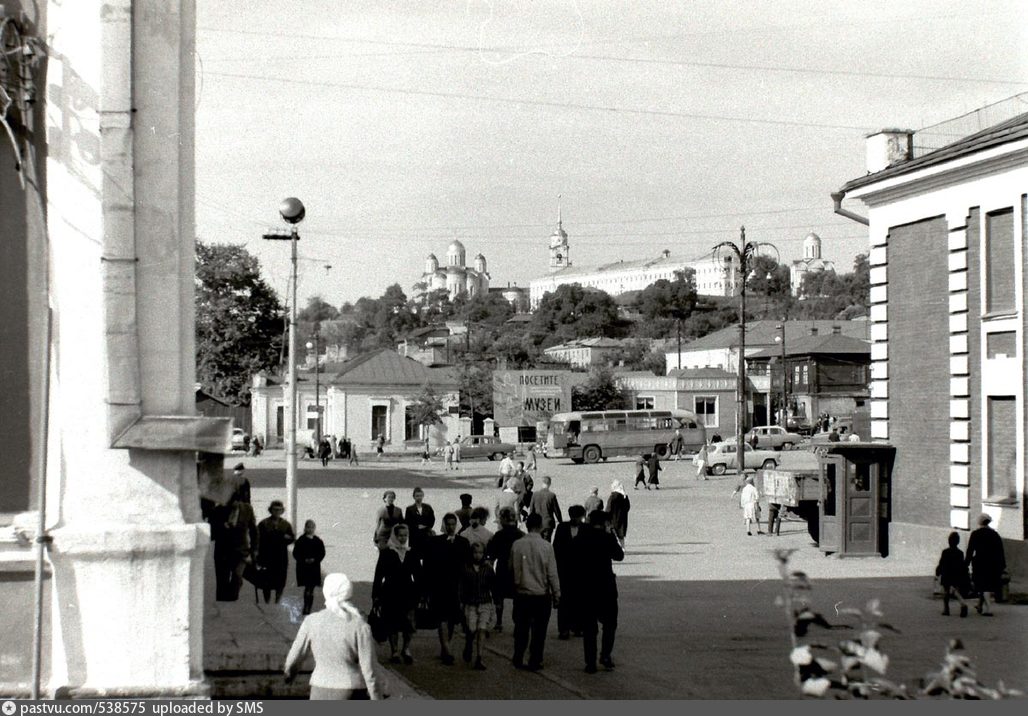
[542,337,623,368]
[251,349,462,452]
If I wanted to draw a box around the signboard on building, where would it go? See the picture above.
[493,370,577,426]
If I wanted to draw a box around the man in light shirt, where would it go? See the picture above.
[509,513,561,671]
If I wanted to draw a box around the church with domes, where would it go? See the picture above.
[415,240,490,302]
[789,232,836,296]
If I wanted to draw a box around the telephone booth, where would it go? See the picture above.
[816,443,895,557]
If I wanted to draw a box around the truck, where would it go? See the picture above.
[758,449,823,542]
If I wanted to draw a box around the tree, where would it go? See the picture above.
[531,284,626,345]
[608,338,666,375]
[406,384,447,432]
[572,366,630,411]
[297,295,339,324]
[195,241,284,405]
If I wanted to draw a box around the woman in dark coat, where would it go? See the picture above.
[257,500,295,604]
[294,519,326,615]
[965,513,1006,616]
[647,452,662,489]
[373,490,404,550]
[372,523,421,664]
[606,480,631,545]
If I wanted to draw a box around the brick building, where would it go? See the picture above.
[835,113,1028,563]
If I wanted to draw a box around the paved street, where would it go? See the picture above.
[223,451,1028,699]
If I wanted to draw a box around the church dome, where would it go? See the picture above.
[803,232,822,260]
[446,240,466,267]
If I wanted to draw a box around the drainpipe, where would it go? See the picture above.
[831,191,868,226]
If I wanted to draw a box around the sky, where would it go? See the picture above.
[194,0,1028,308]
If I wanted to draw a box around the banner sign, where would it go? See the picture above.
[492,370,578,426]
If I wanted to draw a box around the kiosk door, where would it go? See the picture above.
[842,461,878,555]
[818,456,844,554]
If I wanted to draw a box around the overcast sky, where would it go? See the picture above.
[195,0,1028,308]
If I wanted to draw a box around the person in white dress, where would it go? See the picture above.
[739,476,763,536]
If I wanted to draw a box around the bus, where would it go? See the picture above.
[545,409,706,464]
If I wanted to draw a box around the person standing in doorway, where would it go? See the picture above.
[257,500,296,604]
[293,519,326,615]
[510,513,560,671]
[576,510,624,673]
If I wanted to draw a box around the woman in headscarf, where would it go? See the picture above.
[605,480,631,545]
[372,523,421,664]
[256,500,295,604]
[284,573,383,700]
[965,513,1007,616]
[373,490,403,550]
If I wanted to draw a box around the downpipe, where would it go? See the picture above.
[831,191,868,226]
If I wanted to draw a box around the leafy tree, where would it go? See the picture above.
[608,338,666,375]
[636,270,698,321]
[298,295,340,324]
[462,292,515,331]
[456,361,493,422]
[406,384,448,431]
[531,284,626,344]
[572,366,630,411]
[195,241,284,405]
[492,332,542,369]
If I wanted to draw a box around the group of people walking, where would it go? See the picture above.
[365,480,627,675]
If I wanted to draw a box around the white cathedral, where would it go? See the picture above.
[789,231,836,296]
[415,240,490,302]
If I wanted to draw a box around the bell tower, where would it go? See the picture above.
[549,194,570,270]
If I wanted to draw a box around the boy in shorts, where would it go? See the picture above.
[459,541,496,670]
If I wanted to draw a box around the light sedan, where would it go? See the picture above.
[701,442,779,475]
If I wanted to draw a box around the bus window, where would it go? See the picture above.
[567,420,581,444]
[550,421,567,435]
[657,417,675,429]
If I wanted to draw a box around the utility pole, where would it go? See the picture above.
[677,319,682,371]
[306,323,321,442]
[263,197,305,530]
[712,227,778,475]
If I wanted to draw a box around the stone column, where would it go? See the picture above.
[44,0,223,697]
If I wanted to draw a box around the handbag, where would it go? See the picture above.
[415,596,438,630]
[368,604,389,643]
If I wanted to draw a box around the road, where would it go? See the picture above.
[233,452,1027,699]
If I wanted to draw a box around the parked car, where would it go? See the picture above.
[700,442,780,475]
[458,435,517,460]
[744,425,800,451]
[786,417,816,436]
[231,428,248,452]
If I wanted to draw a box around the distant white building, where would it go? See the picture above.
[528,207,740,308]
[542,337,623,368]
[790,232,836,296]
[415,240,490,301]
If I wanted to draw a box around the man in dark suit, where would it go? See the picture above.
[529,475,563,533]
[404,487,436,552]
[551,505,587,639]
[576,510,625,673]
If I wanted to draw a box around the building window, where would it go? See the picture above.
[635,396,655,410]
[986,396,1017,501]
[404,405,421,441]
[985,208,1015,314]
[276,405,284,440]
[801,365,809,386]
[694,396,718,428]
[371,405,388,442]
[306,404,323,431]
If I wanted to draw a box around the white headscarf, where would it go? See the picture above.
[386,524,411,561]
[322,573,362,621]
[610,479,627,497]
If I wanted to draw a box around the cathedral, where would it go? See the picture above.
[415,239,490,301]
[789,231,836,296]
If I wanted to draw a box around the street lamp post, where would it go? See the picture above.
[713,227,778,472]
[775,323,787,427]
[263,197,305,530]
[306,324,321,443]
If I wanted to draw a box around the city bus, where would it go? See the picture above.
[545,409,706,464]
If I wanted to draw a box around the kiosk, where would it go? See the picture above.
[815,443,895,557]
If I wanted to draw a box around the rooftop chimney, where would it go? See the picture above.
[810,327,819,336]
[866,129,914,173]
[832,325,842,335]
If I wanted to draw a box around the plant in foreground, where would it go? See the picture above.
[775,548,1022,699]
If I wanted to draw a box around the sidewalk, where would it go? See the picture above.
[203,555,427,699]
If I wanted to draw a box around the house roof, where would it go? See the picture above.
[320,349,459,388]
[841,111,1028,193]
[544,337,623,352]
[667,366,737,379]
[748,333,870,359]
[544,251,700,280]
[672,320,869,352]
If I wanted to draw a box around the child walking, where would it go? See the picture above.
[293,520,326,615]
[936,531,970,617]
[739,476,763,536]
[444,441,454,470]
[633,454,648,490]
[459,541,496,670]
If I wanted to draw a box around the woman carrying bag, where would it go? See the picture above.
[372,523,422,664]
